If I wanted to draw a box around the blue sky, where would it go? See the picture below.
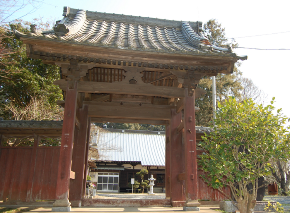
[3,0,290,118]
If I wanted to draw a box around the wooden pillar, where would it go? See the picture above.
[184,89,199,207]
[69,105,89,207]
[165,125,171,198]
[0,134,2,155]
[82,119,91,198]
[52,82,78,211]
[170,109,186,207]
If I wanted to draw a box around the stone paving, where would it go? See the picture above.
[3,194,290,212]
[0,206,220,213]
[94,192,166,199]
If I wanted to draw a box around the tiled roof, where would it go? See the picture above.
[0,120,63,129]
[18,7,238,57]
[95,127,209,167]
[96,129,165,166]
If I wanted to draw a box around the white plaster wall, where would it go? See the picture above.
[90,172,98,182]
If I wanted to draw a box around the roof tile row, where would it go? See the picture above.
[18,7,235,57]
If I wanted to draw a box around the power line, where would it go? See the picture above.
[230,31,290,39]
[234,47,290,51]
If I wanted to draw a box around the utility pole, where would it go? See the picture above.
[212,76,216,122]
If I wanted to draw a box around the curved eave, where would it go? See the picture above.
[17,31,244,60]
[17,33,245,74]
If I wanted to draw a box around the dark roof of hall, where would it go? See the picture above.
[16,6,245,59]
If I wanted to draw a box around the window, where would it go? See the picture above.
[97,173,119,192]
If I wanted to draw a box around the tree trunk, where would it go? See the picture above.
[285,173,290,195]
[247,194,256,213]
[278,160,288,196]
[236,195,256,213]
[237,198,248,213]
[280,178,287,196]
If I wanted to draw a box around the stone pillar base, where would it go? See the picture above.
[70,200,81,207]
[183,200,200,211]
[52,206,71,212]
[52,199,71,212]
[183,206,200,211]
[186,200,200,207]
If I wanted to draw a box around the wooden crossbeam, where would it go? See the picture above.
[90,117,168,125]
[54,80,185,98]
[87,103,171,120]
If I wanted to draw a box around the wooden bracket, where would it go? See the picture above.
[177,121,184,133]
[176,98,184,113]
[195,87,206,99]
[84,93,91,101]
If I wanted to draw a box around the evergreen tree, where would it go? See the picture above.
[0,22,62,120]
[199,98,290,213]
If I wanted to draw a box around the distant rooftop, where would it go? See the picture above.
[95,127,211,167]
[0,120,63,129]
[96,128,165,166]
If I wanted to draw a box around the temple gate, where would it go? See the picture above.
[12,6,245,211]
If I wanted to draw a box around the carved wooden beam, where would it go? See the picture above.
[55,79,185,98]
[111,94,153,104]
[149,73,174,84]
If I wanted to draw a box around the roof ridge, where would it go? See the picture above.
[65,7,202,30]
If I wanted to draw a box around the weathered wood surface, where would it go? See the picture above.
[82,119,91,198]
[70,105,89,203]
[184,90,198,201]
[197,170,231,201]
[170,110,185,204]
[88,103,172,120]
[90,117,168,125]
[55,79,185,98]
[23,38,236,74]
[165,125,171,198]
[55,82,78,200]
[0,146,60,201]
